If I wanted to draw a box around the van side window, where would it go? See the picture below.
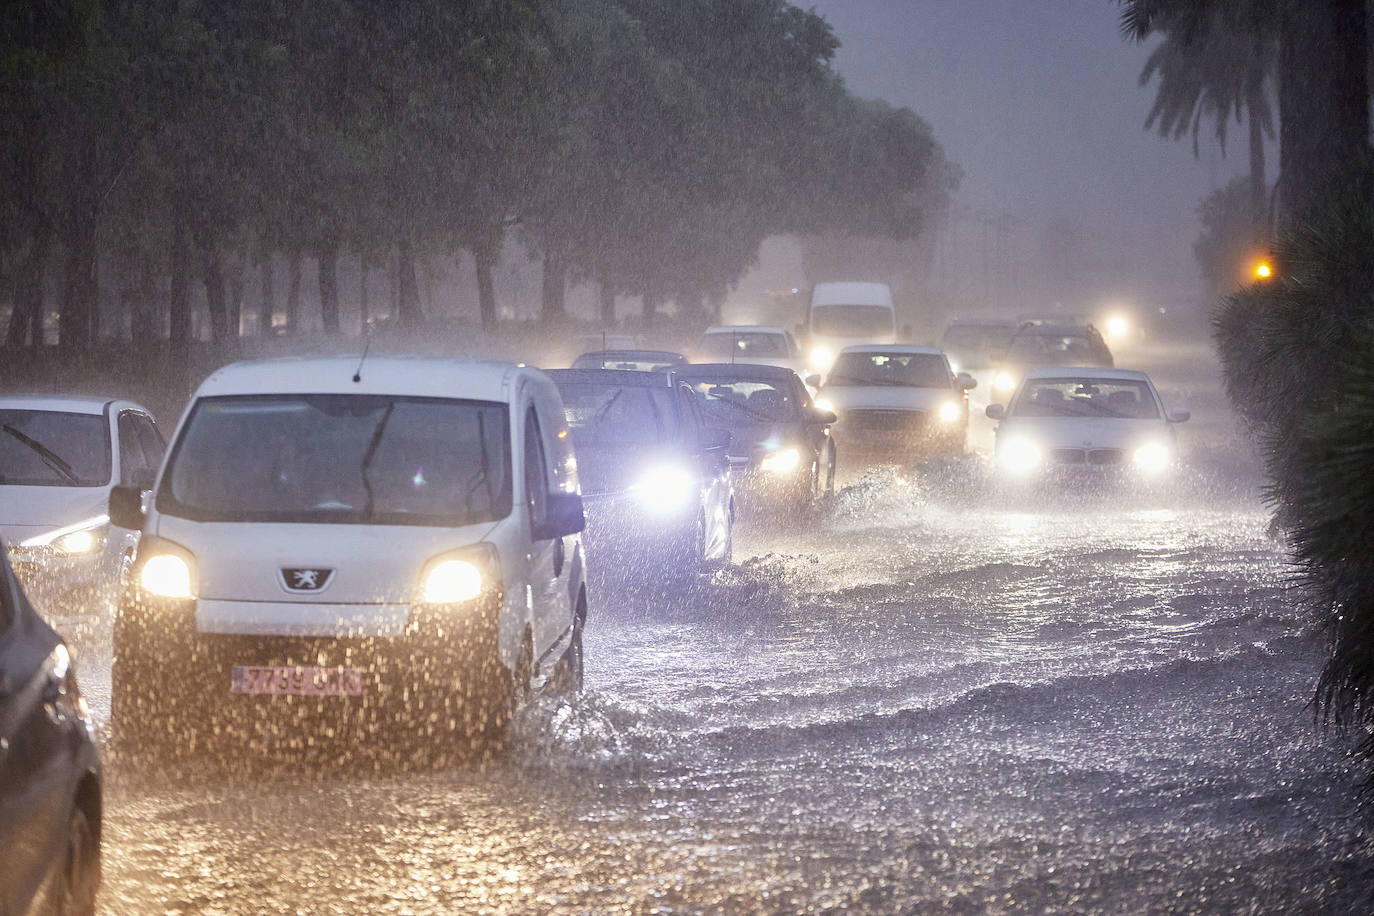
[524,408,549,529]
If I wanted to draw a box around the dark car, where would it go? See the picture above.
[546,369,733,577]
[570,349,687,372]
[0,537,101,915]
[990,323,1113,400]
[939,319,1017,373]
[677,364,837,511]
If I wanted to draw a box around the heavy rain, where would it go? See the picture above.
[4,2,1374,914]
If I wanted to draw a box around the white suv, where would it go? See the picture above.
[109,356,588,754]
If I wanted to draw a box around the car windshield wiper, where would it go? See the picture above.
[2,425,79,483]
[358,402,396,519]
[713,397,775,422]
[587,388,624,443]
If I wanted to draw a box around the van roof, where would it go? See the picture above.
[193,355,524,401]
[702,325,788,335]
[810,282,894,308]
[838,344,944,357]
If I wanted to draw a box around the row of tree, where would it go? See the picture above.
[0,0,957,349]
[1126,0,1374,781]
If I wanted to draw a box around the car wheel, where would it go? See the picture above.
[549,607,584,696]
[825,446,837,497]
[54,803,99,916]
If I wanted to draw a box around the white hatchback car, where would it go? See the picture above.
[109,356,588,752]
[987,367,1189,479]
[2,395,163,617]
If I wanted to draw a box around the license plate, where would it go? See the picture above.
[231,665,363,697]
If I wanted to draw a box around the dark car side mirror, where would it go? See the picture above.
[109,484,146,531]
[534,491,585,540]
[702,427,732,451]
[810,408,838,426]
[804,374,822,389]
[985,403,1007,421]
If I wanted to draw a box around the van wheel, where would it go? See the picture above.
[53,804,99,916]
[549,612,584,696]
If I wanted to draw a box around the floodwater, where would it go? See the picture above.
[62,341,1374,913]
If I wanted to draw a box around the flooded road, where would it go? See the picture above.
[70,342,1374,913]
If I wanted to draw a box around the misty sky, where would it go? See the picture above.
[806,0,1253,314]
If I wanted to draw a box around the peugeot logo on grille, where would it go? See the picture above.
[279,567,334,593]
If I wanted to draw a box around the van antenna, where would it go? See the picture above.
[352,330,372,383]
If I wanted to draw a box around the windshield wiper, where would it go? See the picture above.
[358,402,396,519]
[713,397,775,422]
[2,425,79,483]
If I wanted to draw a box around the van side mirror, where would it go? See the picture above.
[1168,407,1191,423]
[702,427,731,451]
[985,404,1007,421]
[109,484,146,531]
[534,491,585,539]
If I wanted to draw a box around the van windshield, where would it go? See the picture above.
[160,395,512,525]
[811,305,894,337]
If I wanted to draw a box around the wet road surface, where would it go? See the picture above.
[61,341,1374,913]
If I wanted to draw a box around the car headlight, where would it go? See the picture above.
[994,372,1016,392]
[760,448,801,474]
[19,515,108,556]
[141,553,194,599]
[633,465,697,514]
[809,347,834,372]
[998,437,1042,473]
[938,402,961,423]
[422,559,484,603]
[1132,442,1172,473]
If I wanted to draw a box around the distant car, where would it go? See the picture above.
[110,356,588,755]
[571,349,687,372]
[815,346,974,462]
[692,326,808,378]
[2,395,164,618]
[990,323,1113,400]
[986,367,1189,480]
[939,319,1017,375]
[678,364,837,511]
[547,369,733,576]
[0,535,101,915]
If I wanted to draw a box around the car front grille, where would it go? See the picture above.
[842,409,928,432]
[1049,448,1125,466]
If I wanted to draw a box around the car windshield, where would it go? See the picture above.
[684,378,798,424]
[556,383,679,446]
[811,305,894,338]
[697,332,788,358]
[826,352,951,388]
[1008,331,1098,364]
[1012,379,1161,419]
[0,409,110,487]
[160,395,511,525]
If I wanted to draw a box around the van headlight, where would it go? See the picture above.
[1132,442,1172,474]
[938,402,961,423]
[19,515,108,556]
[998,438,1042,473]
[141,554,194,599]
[809,347,834,372]
[422,560,484,603]
[760,448,801,474]
[994,372,1017,392]
[633,465,696,514]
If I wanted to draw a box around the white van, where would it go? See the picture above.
[807,282,898,375]
[108,356,588,752]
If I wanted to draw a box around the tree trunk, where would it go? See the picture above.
[1278,0,1370,225]
[541,246,567,323]
[6,220,50,347]
[1248,96,1267,231]
[286,248,302,334]
[258,248,275,336]
[598,279,616,325]
[397,238,424,326]
[474,242,498,331]
[228,247,245,338]
[169,209,192,346]
[130,250,156,344]
[359,251,370,330]
[194,222,229,344]
[642,285,661,325]
[58,134,99,351]
[318,237,340,334]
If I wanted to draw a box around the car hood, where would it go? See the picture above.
[819,385,957,412]
[0,484,110,541]
[996,416,1173,450]
[573,443,690,495]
